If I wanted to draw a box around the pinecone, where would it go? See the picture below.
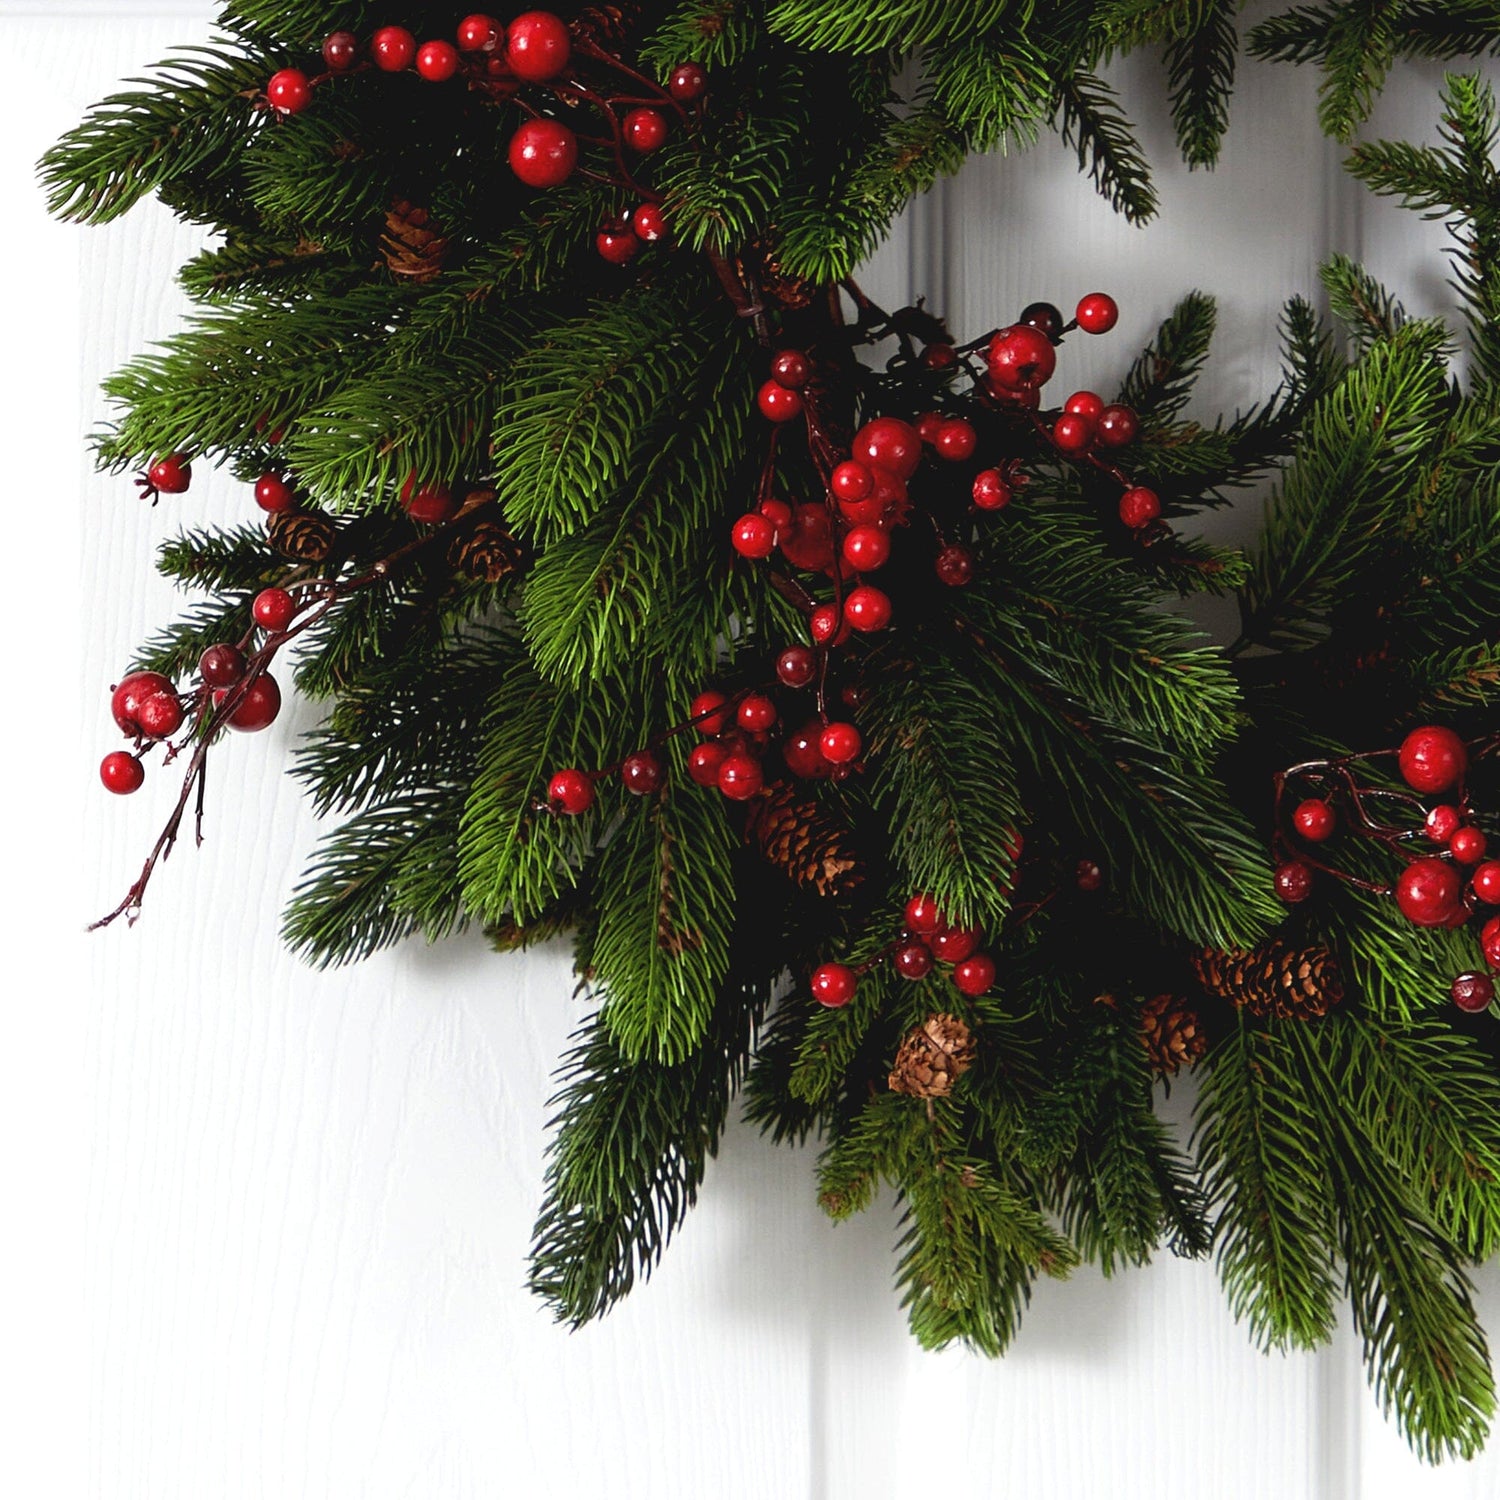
[267,508,337,562]
[889,1013,977,1099]
[1191,939,1344,1021]
[382,199,448,284]
[449,517,523,583]
[736,234,819,311]
[1139,992,1207,1075]
[744,782,861,897]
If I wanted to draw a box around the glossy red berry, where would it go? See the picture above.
[1395,858,1464,927]
[923,344,957,370]
[841,524,890,573]
[596,221,638,264]
[1274,859,1314,904]
[717,752,764,800]
[808,603,849,647]
[216,672,282,733]
[1452,826,1489,865]
[253,472,295,513]
[831,461,873,503]
[1096,404,1139,447]
[1472,861,1500,905]
[322,30,359,70]
[690,690,731,737]
[1293,798,1336,842]
[1426,804,1462,842]
[1398,726,1468,795]
[953,953,996,997]
[548,767,594,815]
[252,587,296,632]
[668,61,707,101]
[1119,486,1161,529]
[1075,292,1119,334]
[267,68,313,115]
[737,694,778,733]
[111,671,176,736]
[198,644,248,688]
[843,585,891,632]
[731,513,776,559]
[810,962,857,1008]
[457,14,502,52]
[1018,302,1064,341]
[934,544,974,588]
[1063,390,1104,422]
[916,411,945,446]
[972,468,1010,511]
[1076,859,1104,893]
[507,10,571,80]
[819,721,861,764]
[934,419,977,462]
[1453,972,1496,1013]
[776,645,816,689]
[780,504,834,573]
[623,107,668,152]
[931,926,979,963]
[904,893,945,934]
[688,741,728,786]
[100,751,145,795]
[621,749,663,796]
[757,380,804,423]
[416,40,460,81]
[136,690,184,740]
[632,202,666,241]
[1052,412,1095,453]
[986,325,1057,390]
[1484,916,1500,969]
[401,477,455,523]
[783,723,832,779]
[759,497,792,534]
[894,942,933,980]
[853,417,922,480]
[371,25,417,71]
[147,454,191,494]
[770,350,811,389]
[508,118,578,187]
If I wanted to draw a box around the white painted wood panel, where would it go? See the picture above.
[5,6,1498,1496]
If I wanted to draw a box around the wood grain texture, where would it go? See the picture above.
[9,7,1499,1496]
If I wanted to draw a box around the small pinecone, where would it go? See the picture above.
[737,234,818,311]
[744,782,861,897]
[382,199,448,284]
[267,508,337,562]
[1192,939,1344,1021]
[1140,992,1207,1075]
[889,1013,977,1099]
[449,517,523,583]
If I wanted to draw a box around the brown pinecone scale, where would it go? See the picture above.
[744,783,861,897]
[889,1013,977,1098]
[1192,939,1344,1020]
[382,199,448,284]
[267,508,337,562]
[449,517,523,583]
[1139,992,1207,1075]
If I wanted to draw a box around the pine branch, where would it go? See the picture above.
[1164,0,1238,169]
[1052,71,1160,224]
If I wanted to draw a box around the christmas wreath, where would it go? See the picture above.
[45,0,1500,1463]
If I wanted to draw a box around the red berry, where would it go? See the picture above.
[253,472,295,513]
[987,380,1041,411]
[759,497,792,533]
[1119,486,1161,529]
[1052,412,1095,453]
[904,893,945,935]
[1018,302,1064,341]
[147,454,191,494]
[100,751,145,795]
[1075,292,1119,334]
[456,14,502,52]
[111,671,176,736]
[808,604,849,647]
[853,417,922,479]
[894,942,933,980]
[632,202,666,241]
[1273,859,1313,903]
[401,477,455,524]
[737,694,778,733]
[1399,726,1468,795]
[548,767,594,815]
[322,30,359,70]
[1096,404,1139,447]
[770,350,811,389]
[252,587,297,632]
[986,326,1057,390]
[507,10,571,80]
[508,118,578,188]
[371,25,417,71]
[1452,826,1489,865]
[916,411,945,446]
[622,107,668,152]
[757,380,804,423]
[1076,859,1104,893]
[415,40,460,81]
[831,460,873,503]
[1426,804,1462,842]
[216,672,282,733]
[267,68,313,115]
[1395,858,1464,927]
[198,644,248,688]
[972,468,1011,511]
[934,419,978,462]
[690,690,731,737]
[668,61,707,101]
[783,723,832,779]
[717,752,764,800]
[934,544,974,588]
[780,504,834,573]
[922,343,958,370]
[731,513,776,559]
[1453,971,1496,1013]
[931,926,979,963]
[953,953,996,997]
[776,645,816,689]
[596,222,638,265]
[1293,798,1336,842]
[843,585,891,632]
[1482,915,1500,968]
[621,749,663,795]
[136,691,184,741]
[1064,390,1104,422]
[810,962,857,1008]
[820,721,861,764]
[688,741,728,786]
[841,524,890,572]
[1472,861,1500,905]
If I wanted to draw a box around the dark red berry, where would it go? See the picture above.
[757,380,804,423]
[731,513,776,559]
[922,344,957,370]
[894,942,934,980]
[1472,861,1500,905]
[853,417,922,480]
[780,505,834,573]
[371,25,417,71]
[717,752,764,800]
[808,604,848,647]
[737,694,778,733]
[783,723,832,779]
[457,14,502,52]
[1293,798,1336,842]
[507,10,571,80]
[759,497,792,533]
[916,411,945,446]
[400,476,455,524]
[1399,726,1467,795]
[931,926,979,963]
[986,325,1057,390]
[841,524,890,573]
[770,350,811,389]
[843,585,891,633]
[934,544,974,588]
[147,454,191,494]
[1395,858,1464,927]
[135,691,184,740]
[972,468,1010,511]
[1064,390,1104,422]
[198,644,248,688]
[1076,859,1104,893]
[1274,859,1314,904]
[216,673,282,733]
[819,721,861,764]
[690,690,731,737]
[322,30,359,70]
[267,68,313,115]
[1052,412,1095,453]
[1452,972,1495,1012]
[1452,826,1489,865]
[934,419,977,462]
[548,767,594,814]
[1096,404,1138,447]
[100,751,144,795]
[111,671,176,736]
[776,645,816,689]
[254,472,295,514]
[668,61,707,101]
[953,954,996,997]
[632,202,666,241]
[508,118,577,188]
[688,741,728,786]
[1018,302,1064,342]
[1484,916,1500,969]
[810,962,857,1007]
[596,222,638,265]
[416,40,460,81]
[1075,292,1119,334]
[252,587,296,632]
[621,749,663,795]
[904,893,945,934]
[1426,804,1462,842]
[1119,486,1161,529]
[830,461,873,503]
[622,107,668,152]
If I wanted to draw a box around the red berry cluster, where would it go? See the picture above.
[136,452,191,504]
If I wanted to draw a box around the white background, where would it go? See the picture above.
[3,3,1499,1496]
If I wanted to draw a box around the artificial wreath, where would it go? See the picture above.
[46,0,1500,1463]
